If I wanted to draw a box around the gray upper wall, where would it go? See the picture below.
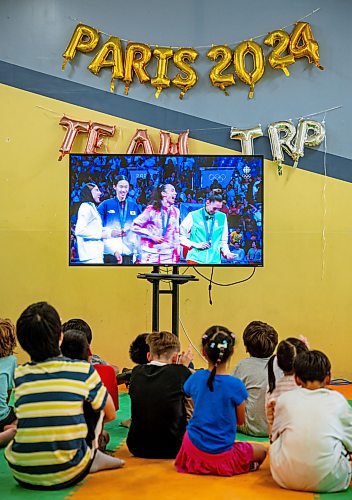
[0,0,351,160]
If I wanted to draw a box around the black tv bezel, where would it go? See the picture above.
[69,153,264,268]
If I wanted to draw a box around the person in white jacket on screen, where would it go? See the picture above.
[75,183,106,264]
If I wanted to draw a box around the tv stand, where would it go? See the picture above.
[137,266,198,337]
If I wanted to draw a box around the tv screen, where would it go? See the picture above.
[69,154,263,267]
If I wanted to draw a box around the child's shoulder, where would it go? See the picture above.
[233,356,264,371]
[134,363,191,377]
[163,363,192,379]
[319,388,351,405]
[188,368,207,380]
[15,357,91,379]
[0,354,16,367]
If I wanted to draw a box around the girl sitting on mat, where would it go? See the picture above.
[266,337,309,436]
[175,325,267,476]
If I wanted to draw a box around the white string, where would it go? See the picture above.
[35,105,62,117]
[160,273,206,362]
[164,105,341,133]
[179,317,207,363]
[321,112,327,280]
[293,105,342,121]
[193,7,321,49]
[67,7,320,50]
[36,103,341,133]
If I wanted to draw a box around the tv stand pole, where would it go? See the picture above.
[137,266,198,337]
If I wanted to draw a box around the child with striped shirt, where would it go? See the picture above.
[5,302,124,490]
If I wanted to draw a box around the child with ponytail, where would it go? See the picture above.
[266,337,308,435]
[175,325,267,476]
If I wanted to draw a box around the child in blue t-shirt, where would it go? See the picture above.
[175,325,267,476]
[0,318,17,447]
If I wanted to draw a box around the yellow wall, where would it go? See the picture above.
[1,84,351,378]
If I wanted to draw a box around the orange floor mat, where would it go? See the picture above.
[71,443,315,500]
[330,384,352,400]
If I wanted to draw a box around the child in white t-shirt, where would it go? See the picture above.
[270,349,352,493]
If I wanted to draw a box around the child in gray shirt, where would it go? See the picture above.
[232,321,278,436]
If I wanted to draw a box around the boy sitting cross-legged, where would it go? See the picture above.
[5,302,124,491]
[127,330,193,459]
[270,350,352,493]
[232,320,278,436]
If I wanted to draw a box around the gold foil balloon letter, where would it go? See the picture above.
[58,116,90,161]
[172,48,199,99]
[62,24,99,70]
[207,45,235,96]
[268,121,297,175]
[158,130,189,155]
[292,119,326,166]
[289,22,323,70]
[230,126,263,155]
[88,36,124,92]
[85,122,116,154]
[264,30,295,76]
[151,47,174,98]
[126,129,154,154]
[234,40,265,99]
[124,43,152,95]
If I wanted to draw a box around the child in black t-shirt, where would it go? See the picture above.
[127,331,192,459]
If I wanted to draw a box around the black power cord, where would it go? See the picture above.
[193,266,257,305]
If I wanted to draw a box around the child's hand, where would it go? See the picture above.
[266,399,276,426]
[178,345,194,367]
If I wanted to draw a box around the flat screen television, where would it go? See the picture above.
[69,154,263,267]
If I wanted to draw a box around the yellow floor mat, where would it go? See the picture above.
[72,443,315,500]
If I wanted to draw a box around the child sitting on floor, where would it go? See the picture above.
[61,329,112,451]
[117,333,150,388]
[270,349,352,493]
[62,318,119,374]
[0,318,17,447]
[119,333,150,429]
[232,320,278,436]
[265,337,308,435]
[5,302,124,491]
[127,330,193,459]
[175,325,267,476]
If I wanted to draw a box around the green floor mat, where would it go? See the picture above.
[319,489,352,499]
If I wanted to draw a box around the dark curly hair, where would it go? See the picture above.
[0,318,16,357]
[129,333,150,365]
